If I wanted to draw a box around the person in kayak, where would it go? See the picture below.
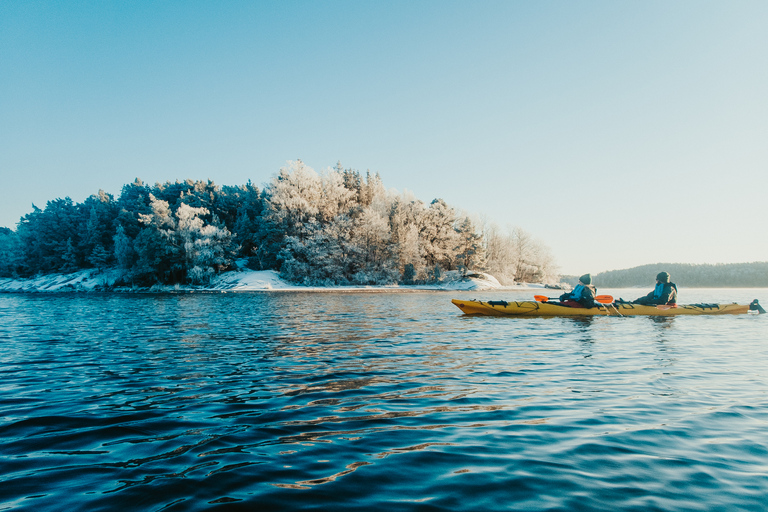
[558,274,597,308]
[632,272,678,305]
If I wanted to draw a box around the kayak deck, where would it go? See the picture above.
[451,299,754,317]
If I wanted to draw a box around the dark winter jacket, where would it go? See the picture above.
[633,282,678,306]
[559,284,597,308]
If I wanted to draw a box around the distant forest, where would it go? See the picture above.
[0,161,556,286]
[564,262,768,288]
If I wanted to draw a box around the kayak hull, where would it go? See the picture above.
[451,299,751,317]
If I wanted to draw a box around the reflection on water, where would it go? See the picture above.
[1,290,767,511]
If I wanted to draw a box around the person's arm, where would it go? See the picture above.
[632,290,653,304]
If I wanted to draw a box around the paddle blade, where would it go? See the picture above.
[533,295,550,302]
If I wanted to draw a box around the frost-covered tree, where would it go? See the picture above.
[349,201,398,284]
[483,224,556,284]
[454,216,486,274]
[130,196,236,284]
[259,161,358,277]
[133,194,181,283]
[256,160,323,268]
[176,203,237,284]
[319,168,356,222]
[483,223,516,284]
[419,198,459,273]
[508,227,556,283]
[389,194,425,281]
[279,216,356,285]
[267,162,403,285]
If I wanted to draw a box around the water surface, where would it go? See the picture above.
[1,289,767,511]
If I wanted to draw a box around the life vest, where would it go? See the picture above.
[570,284,585,300]
[653,282,678,304]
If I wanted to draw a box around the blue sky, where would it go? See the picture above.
[1,0,766,275]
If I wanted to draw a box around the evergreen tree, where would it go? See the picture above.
[16,198,81,274]
[113,225,134,270]
[61,238,79,273]
[454,217,486,274]
[88,244,111,270]
[0,228,22,277]
[232,184,264,267]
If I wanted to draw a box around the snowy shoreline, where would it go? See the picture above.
[0,268,555,294]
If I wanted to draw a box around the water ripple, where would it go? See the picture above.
[1,290,767,511]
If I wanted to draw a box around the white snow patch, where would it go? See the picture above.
[0,269,122,292]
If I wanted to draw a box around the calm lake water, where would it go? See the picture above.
[1,288,767,511]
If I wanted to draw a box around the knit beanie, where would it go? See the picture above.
[579,273,592,285]
[656,272,670,283]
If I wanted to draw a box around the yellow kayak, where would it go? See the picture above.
[451,299,762,317]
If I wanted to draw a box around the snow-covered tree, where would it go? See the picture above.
[483,223,516,284]
[176,203,236,284]
[133,195,181,283]
[131,197,236,284]
[389,194,425,281]
[419,198,459,274]
[483,224,557,284]
[454,216,486,274]
[256,160,323,268]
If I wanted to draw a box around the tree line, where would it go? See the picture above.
[562,262,768,288]
[0,161,557,286]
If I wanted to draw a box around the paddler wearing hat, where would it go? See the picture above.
[558,274,597,308]
[632,272,678,306]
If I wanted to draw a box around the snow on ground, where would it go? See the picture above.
[0,269,123,293]
[0,268,552,293]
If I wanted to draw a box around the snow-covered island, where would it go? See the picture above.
[0,268,557,293]
[0,163,561,295]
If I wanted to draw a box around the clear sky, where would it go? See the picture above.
[1,0,766,275]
